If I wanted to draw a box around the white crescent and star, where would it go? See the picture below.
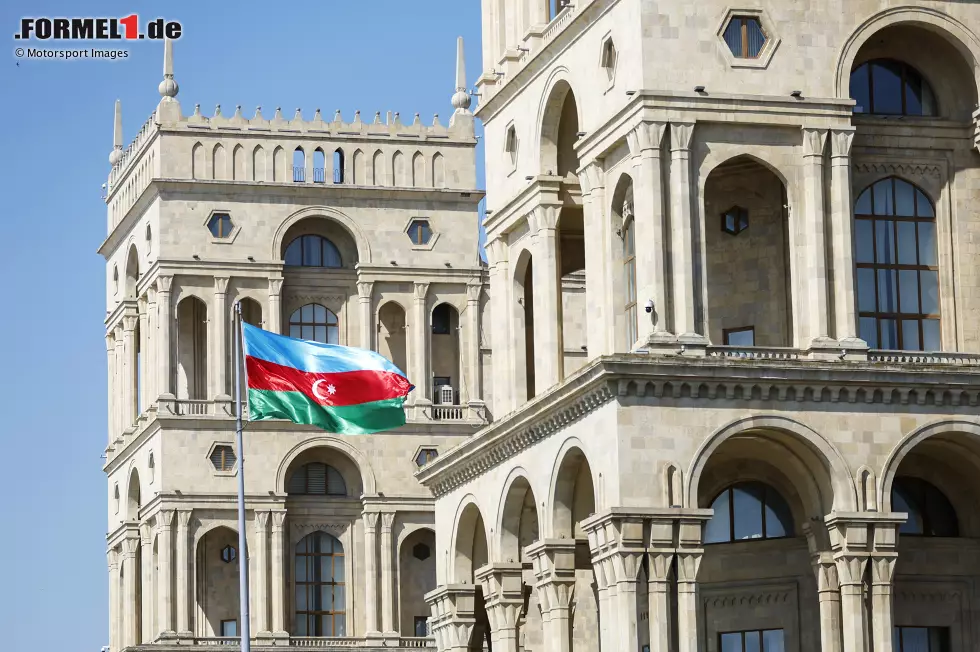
[312,379,337,400]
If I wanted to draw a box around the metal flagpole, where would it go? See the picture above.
[234,302,252,651]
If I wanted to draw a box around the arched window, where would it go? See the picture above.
[293,147,306,182]
[623,212,637,346]
[284,235,342,268]
[850,60,937,116]
[313,149,326,184]
[704,481,793,543]
[854,177,939,350]
[333,149,345,184]
[294,531,345,636]
[892,477,958,537]
[289,304,339,344]
[287,462,347,495]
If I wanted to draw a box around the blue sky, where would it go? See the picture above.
[0,2,483,649]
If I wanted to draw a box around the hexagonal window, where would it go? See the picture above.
[721,206,749,236]
[407,219,433,246]
[221,545,237,563]
[210,444,237,472]
[722,16,767,59]
[207,213,234,238]
[415,448,438,467]
[413,543,431,561]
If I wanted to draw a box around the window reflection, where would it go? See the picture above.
[289,304,339,344]
[892,477,958,537]
[284,235,343,268]
[705,482,793,543]
[294,531,346,637]
[850,60,937,116]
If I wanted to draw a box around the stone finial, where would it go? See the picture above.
[373,111,383,124]
[192,103,202,117]
[158,38,178,99]
[413,112,421,125]
[333,109,342,122]
[294,108,303,121]
[233,105,243,119]
[274,107,283,120]
[452,36,472,112]
[109,99,123,166]
[433,113,441,127]
[213,104,222,118]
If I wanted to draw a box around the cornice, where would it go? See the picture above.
[354,264,487,284]
[99,184,160,257]
[417,355,980,498]
[483,176,562,241]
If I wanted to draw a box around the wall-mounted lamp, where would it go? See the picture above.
[192,254,200,260]
[390,260,398,266]
[576,131,587,138]
[247,256,255,262]
[694,85,706,93]
[485,209,494,215]
[790,90,803,98]
[493,70,506,77]
[516,46,529,53]
[444,262,452,267]
[625,90,636,96]
[525,175,534,181]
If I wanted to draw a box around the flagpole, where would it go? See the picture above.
[234,302,252,651]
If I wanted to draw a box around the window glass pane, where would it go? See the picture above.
[723,21,742,57]
[920,84,937,117]
[221,620,237,637]
[894,179,916,216]
[314,304,326,322]
[917,222,937,266]
[880,319,898,349]
[902,628,929,652]
[321,615,333,637]
[763,630,785,652]
[301,304,313,321]
[920,271,939,314]
[745,631,762,652]
[763,488,792,538]
[901,320,920,351]
[295,583,308,610]
[320,584,333,611]
[925,487,958,537]
[915,190,934,218]
[873,180,894,216]
[320,556,333,581]
[726,329,755,347]
[896,221,917,264]
[745,19,765,57]
[898,270,919,313]
[733,484,765,540]
[336,615,346,637]
[860,317,878,348]
[327,309,338,325]
[855,189,872,214]
[705,489,731,543]
[877,269,897,312]
[285,240,302,265]
[857,269,877,312]
[871,61,903,114]
[335,556,345,581]
[721,633,743,652]
[294,615,307,636]
[875,220,895,262]
[296,554,308,580]
[416,617,428,637]
[850,64,870,113]
[894,483,922,534]
[335,584,346,610]
[324,241,341,267]
[855,220,874,262]
[905,71,925,116]
[314,326,327,343]
[301,325,313,341]
[303,236,321,266]
[328,326,340,345]
[922,319,940,350]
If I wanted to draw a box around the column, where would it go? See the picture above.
[668,122,700,340]
[465,282,483,406]
[528,541,577,652]
[485,238,512,416]
[411,283,430,403]
[363,512,381,636]
[427,585,478,652]
[648,550,674,652]
[530,205,562,388]
[114,326,125,435]
[628,122,671,344]
[106,334,117,443]
[829,129,863,345]
[675,550,703,652]
[380,512,397,636]
[212,277,230,398]
[268,278,283,334]
[270,510,287,635]
[146,287,157,409]
[122,315,138,429]
[138,298,149,416]
[157,510,175,636]
[870,554,897,652]
[122,537,139,648]
[108,548,120,652]
[254,511,271,635]
[580,163,613,356]
[175,509,192,636]
[813,556,842,652]
[835,555,869,652]
[357,281,374,351]
[476,562,524,652]
[594,561,613,652]
[141,525,154,642]
[801,128,833,348]
[156,276,174,399]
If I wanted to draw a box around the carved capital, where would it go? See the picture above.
[177,509,192,529]
[413,282,429,302]
[122,315,138,332]
[255,510,271,531]
[107,547,119,570]
[647,550,674,582]
[213,276,230,295]
[627,121,667,156]
[466,282,482,303]
[830,129,854,159]
[675,550,702,583]
[381,512,395,531]
[834,553,868,587]
[158,509,175,530]
[156,275,173,294]
[578,161,604,195]
[363,511,380,529]
[870,554,897,586]
[484,237,509,269]
[813,558,840,593]
[528,204,559,233]
[669,121,695,152]
[122,537,140,557]
[802,127,829,158]
[356,281,374,301]
[271,510,287,530]
[268,278,283,297]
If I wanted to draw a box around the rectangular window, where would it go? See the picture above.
[221,619,238,637]
[894,627,950,652]
[415,616,429,637]
[723,326,755,347]
[720,629,785,652]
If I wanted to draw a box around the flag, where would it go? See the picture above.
[242,322,414,434]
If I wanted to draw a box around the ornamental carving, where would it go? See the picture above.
[705,589,793,608]
[853,162,942,179]
[291,522,349,536]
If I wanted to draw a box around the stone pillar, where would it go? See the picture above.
[364,512,381,636]
[426,585,478,652]
[156,276,174,400]
[157,510,175,637]
[527,540,577,652]
[835,555,868,652]
[268,278,283,334]
[138,297,149,416]
[530,205,562,388]
[585,514,646,652]
[870,554,897,652]
[580,163,613,356]
[106,334,117,443]
[358,281,374,351]
[122,315,138,429]
[829,129,864,346]
[145,287,157,410]
[254,510,271,636]
[270,510,287,636]
[108,548,120,652]
[121,537,139,648]
[212,277,230,398]
[628,122,672,347]
[175,509,192,636]
[486,238,512,417]
[647,550,674,652]
[380,512,397,636]
[668,122,701,341]
[465,282,483,406]
[141,524,154,642]
[411,283,431,403]
[114,326,124,437]
[801,128,833,349]
[812,555,842,652]
[476,562,524,652]
[676,550,703,652]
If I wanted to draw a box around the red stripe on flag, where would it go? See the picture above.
[246,356,412,407]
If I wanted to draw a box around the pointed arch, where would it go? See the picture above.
[273,146,285,182]
[252,145,266,181]
[232,144,245,180]
[412,151,425,187]
[313,148,326,184]
[372,150,385,186]
[497,468,542,562]
[126,467,141,521]
[351,149,364,185]
[333,148,345,184]
[212,143,226,180]
[191,142,204,180]
[392,150,406,187]
[124,244,140,300]
[432,152,445,188]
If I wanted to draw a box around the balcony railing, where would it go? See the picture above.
[138,637,436,649]
[707,346,802,360]
[171,399,214,416]
[293,166,305,182]
[432,404,465,420]
[867,350,980,366]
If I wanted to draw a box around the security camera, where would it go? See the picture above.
[644,299,655,314]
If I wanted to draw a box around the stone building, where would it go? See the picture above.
[104,0,980,651]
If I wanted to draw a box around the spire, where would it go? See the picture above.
[109,99,123,166]
[451,36,471,113]
[158,37,178,99]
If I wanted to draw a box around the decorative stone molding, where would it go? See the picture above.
[213,277,229,295]
[291,522,348,536]
[425,584,478,652]
[268,278,283,296]
[802,127,828,158]
[669,122,695,152]
[526,541,577,613]
[475,562,524,644]
[465,282,482,303]
[528,204,559,233]
[283,294,346,306]
[156,275,173,294]
[895,589,962,604]
[413,282,429,302]
[254,510,270,531]
[627,121,667,156]
[830,129,854,159]
[356,281,374,300]
[853,162,942,179]
[704,589,793,608]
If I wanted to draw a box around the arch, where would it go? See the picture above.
[212,143,226,180]
[548,438,598,539]
[497,468,541,562]
[273,146,285,182]
[857,465,878,511]
[126,467,141,520]
[611,173,638,347]
[451,496,490,583]
[372,150,385,186]
[512,247,535,401]
[294,530,346,636]
[398,527,437,637]
[175,295,208,400]
[377,301,408,375]
[834,6,980,100]
[191,142,204,180]
[313,148,326,184]
[412,151,425,187]
[431,303,461,405]
[686,415,858,513]
[333,148,345,184]
[272,206,373,265]
[275,436,377,496]
[232,144,245,180]
[195,525,240,637]
[124,244,140,300]
[252,145,266,181]
[536,68,580,176]
[293,147,306,182]
[351,149,364,185]
[392,150,406,187]
[431,152,445,188]
[286,461,348,496]
[892,476,959,536]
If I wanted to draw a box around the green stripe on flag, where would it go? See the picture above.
[247,389,407,434]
